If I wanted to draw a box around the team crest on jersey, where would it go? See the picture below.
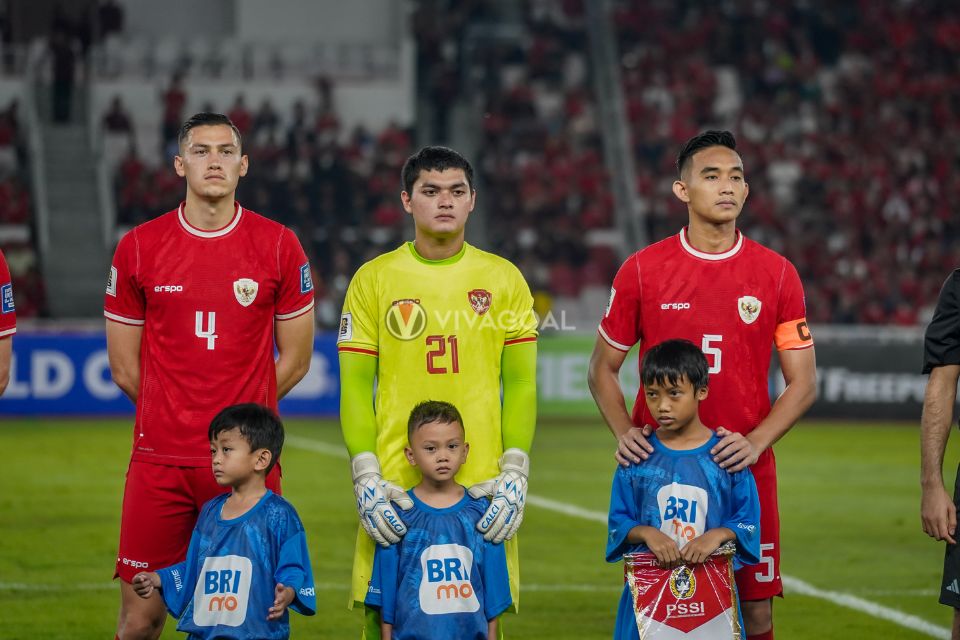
[669,565,696,600]
[468,289,492,315]
[738,295,762,324]
[233,278,259,307]
[385,298,427,341]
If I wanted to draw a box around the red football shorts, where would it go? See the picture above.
[114,459,281,582]
[734,453,781,600]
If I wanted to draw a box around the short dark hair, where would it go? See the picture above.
[208,403,284,474]
[401,146,475,194]
[407,400,465,441]
[178,112,242,150]
[640,339,709,391]
[676,130,737,177]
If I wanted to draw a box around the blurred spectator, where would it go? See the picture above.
[227,94,253,136]
[102,96,132,133]
[96,0,124,40]
[160,73,187,149]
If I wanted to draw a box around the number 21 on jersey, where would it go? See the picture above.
[426,335,459,374]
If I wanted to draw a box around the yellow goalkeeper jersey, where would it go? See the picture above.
[338,241,537,607]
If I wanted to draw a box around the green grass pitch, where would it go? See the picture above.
[0,417,954,639]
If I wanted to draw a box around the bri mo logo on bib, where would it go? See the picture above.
[193,555,252,627]
[419,544,480,615]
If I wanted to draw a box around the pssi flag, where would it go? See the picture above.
[624,543,742,639]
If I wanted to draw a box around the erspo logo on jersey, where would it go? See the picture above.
[657,483,708,544]
[385,299,428,341]
[418,544,480,615]
[192,555,252,627]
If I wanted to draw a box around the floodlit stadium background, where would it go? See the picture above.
[0,1,956,638]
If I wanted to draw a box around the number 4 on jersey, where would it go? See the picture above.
[196,311,218,350]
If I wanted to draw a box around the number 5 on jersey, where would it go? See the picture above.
[701,334,722,374]
[196,311,218,350]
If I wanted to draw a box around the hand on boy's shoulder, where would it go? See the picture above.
[709,427,759,472]
[616,424,655,466]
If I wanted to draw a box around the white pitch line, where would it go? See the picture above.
[287,435,949,639]
[782,577,949,639]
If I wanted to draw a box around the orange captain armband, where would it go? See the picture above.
[774,317,813,350]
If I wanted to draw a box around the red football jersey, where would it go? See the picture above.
[0,248,15,337]
[104,204,314,466]
[599,228,813,443]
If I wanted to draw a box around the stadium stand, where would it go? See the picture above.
[613,0,960,325]
[86,0,959,328]
[0,92,45,319]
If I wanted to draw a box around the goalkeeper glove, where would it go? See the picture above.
[351,452,413,547]
[468,448,529,543]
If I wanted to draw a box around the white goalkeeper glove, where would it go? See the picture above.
[468,448,529,544]
[351,452,413,547]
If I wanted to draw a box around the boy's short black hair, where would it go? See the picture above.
[208,403,284,474]
[676,130,737,177]
[178,112,242,150]
[640,339,709,391]
[401,146,475,194]
[407,400,465,441]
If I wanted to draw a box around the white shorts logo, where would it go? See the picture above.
[193,555,251,627]
[419,544,479,615]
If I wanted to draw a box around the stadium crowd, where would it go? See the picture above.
[106,82,414,329]
[614,0,960,325]
[102,0,960,327]
[0,98,45,318]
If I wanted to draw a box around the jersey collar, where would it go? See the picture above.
[178,202,243,238]
[406,241,468,266]
[678,227,743,261]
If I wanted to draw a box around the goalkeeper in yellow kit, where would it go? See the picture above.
[338,146,538,638]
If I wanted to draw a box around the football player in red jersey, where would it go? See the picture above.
[0,248,15,395]
[105,113,315,640]
[588,130,817,640]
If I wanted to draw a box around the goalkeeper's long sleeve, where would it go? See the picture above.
[501,340,538,452]
[338,350,378,457]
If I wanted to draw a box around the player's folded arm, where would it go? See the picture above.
[500,340,537,452]
[338,350,379,456]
